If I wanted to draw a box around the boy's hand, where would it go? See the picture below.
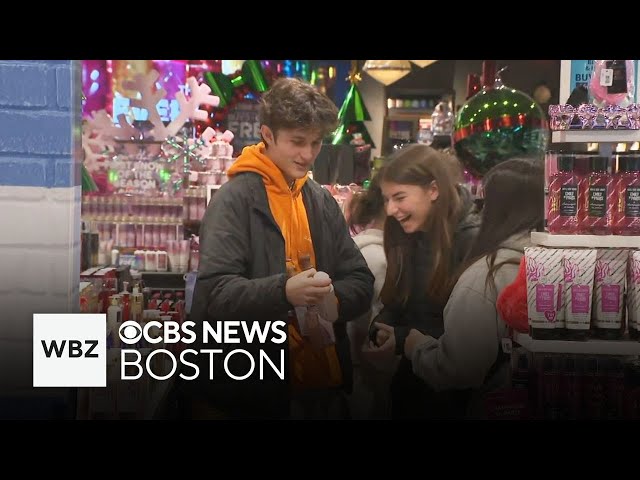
[285,269,332,306]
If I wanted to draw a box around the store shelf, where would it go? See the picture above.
[514,332,640,356]
[141,271,186,289]
[387,109,432,120]
[552,130,640,143]
[531,231,640,248]
[108,220,183,226]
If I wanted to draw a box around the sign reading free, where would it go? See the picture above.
[226,102,261,155]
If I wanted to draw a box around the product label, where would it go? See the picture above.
[600,68,613,87]
[602,284,621,313]
[594,249,627,330]
[625,187,640,217]
[571,285,591,314]
[536,284,555,313]
[588,186,607,217]
[560,186,578,216]
[526,248,564,329]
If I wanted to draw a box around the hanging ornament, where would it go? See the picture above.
[203,60,269,108]
[453,62,548,177]
[410,60,437,68]
[331,61,376,148]
[331,84,375,147]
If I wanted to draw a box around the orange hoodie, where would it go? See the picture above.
[227,143,342,390]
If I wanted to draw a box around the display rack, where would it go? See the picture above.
[382,87,449,155]
[531,231,640,248]
[519,59,640,356]
[555,59,640,145]
[492,60,640,420]
[552,130,640,143]
[514,332,640,356]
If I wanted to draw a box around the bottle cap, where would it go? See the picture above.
[557,155,574,171]
[620,155,640,172]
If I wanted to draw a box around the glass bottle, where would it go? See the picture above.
[431,101,454,136]
[574,154,592,233]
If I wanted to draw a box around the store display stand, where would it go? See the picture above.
[502,60,640,420]
[514,331,640,356]
[531,231,640,248]
[522,230,640,356]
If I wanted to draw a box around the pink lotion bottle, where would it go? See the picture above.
[613,154,640,235]
[548,155,581,234]
[582,156,615,235]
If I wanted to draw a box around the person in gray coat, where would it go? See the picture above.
[400,157,545,418]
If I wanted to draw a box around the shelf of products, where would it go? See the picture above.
[382,87,451,155]
[514,332,640,356]
[531,231,640,248]
[493,60,640,420]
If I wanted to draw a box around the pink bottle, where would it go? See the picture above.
[548,155,581,234]
[573,154,592,234]
[582,156,615,235]
[613,154,640,235]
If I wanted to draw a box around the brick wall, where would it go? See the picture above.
[0,60,80,413]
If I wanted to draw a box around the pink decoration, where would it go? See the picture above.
[589,60,635,107]
[595,261,611,282]
[82,60,110,118]
[526,259,544,282]
[201,127,216,143]
[152,60,187,102]
[122,71,219,139]
[217,130,235,143]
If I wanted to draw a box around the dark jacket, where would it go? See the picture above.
[375,185,481,355]
[374,185,481,419]
[189,172,374,418]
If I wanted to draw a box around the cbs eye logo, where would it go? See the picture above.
[119,321,143,345]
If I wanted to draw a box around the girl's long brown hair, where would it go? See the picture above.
[347,166,385,232]
[462,157,545,296]
[380,144,464,308]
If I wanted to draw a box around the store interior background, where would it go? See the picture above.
[86,59,561,159]
[0,59,561,418]
[5,59,640,420]
[356,59,559,158]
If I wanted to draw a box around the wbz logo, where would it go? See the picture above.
[33,314,106,387]
[41,339,99,358]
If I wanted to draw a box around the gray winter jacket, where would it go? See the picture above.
[410,232,531,416]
